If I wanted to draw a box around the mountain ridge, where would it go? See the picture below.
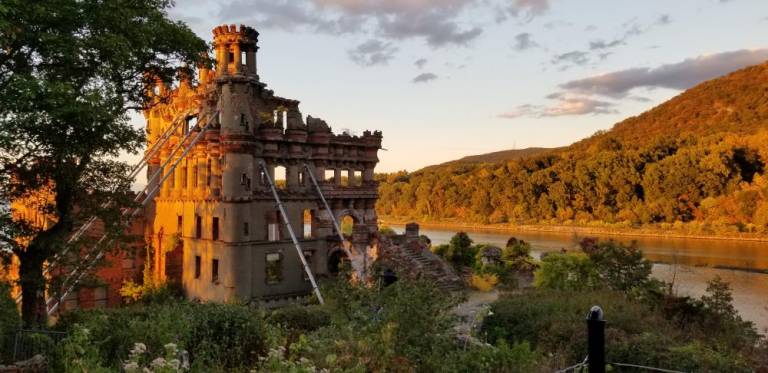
[377,61,768,235]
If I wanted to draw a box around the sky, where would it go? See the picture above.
[126,0,768,174]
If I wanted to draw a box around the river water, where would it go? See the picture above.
[388,225,768,333]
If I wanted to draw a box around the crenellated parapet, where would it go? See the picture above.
[212,24,259,77]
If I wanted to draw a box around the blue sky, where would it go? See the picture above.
[128,0,768,174]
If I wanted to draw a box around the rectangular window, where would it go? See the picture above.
[212,259,219,283]
[268,223,279,241]
[244,222,249,236]
[194,256,201,279]
[212,217,219,241]
[195,215,202,239]
[302,251,313,281]
[93,286,108,308]
[63,290,79,311]
[266,253,282,284]
[177,215,183,234]
[207,159,212,186]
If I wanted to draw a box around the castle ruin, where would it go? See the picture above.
[142,24,382,303]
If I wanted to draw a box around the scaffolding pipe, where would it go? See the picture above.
[302,163,365,281]
[47,119,213,315]
[35,110,193,280]
[259,161,325,305]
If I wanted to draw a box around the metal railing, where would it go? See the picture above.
[556,306,685,373]
[0,329,67,363]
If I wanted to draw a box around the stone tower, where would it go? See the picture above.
[142,24,382,303]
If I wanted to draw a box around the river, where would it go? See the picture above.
[388,224,768,333]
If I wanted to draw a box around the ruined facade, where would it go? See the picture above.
[143,25,382,302]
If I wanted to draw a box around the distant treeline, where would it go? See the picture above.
[377,63,768,235]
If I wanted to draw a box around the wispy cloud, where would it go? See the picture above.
[551,14,672,69]
[415,58,428,69]
[412,72,438,84]
[513,32,538,51]
[499,97,617,118]
[348,39,398,66]
[559,49,768,98]
[502,49,768,119]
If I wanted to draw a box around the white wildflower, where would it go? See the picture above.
[123,362,140,372]
[151,357,167,368]
[168,358,181,370]
[132,342,147,354]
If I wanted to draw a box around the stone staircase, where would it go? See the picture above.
[377,237,465,293]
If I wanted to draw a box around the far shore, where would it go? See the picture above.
[378,217,768,243]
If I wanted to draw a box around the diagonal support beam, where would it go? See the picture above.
[259,161,324,305]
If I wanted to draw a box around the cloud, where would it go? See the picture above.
[506,0,550,19]
[414,58,428,69]
[513,33,538,51]
[552,51,589,66]
[656,14,672,25]
[505,48,768,120]
[348,39,398,66]
[499,96,617,118]
[551,15,672,68]
[559,49,768,98]
[412,72,438,83]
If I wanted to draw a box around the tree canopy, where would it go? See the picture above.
[377,62,768,235]
[0,0,207,325]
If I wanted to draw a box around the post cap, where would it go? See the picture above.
[587,305,604,321]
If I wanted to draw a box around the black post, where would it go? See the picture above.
[587,306,605,373]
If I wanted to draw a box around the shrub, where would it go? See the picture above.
[470,273,499,292]
[533,252,599,290]
[581,239,654,292]
[54,301,268,371]
[268,305,331,333]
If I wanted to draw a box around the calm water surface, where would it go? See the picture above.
[389,225,768,333]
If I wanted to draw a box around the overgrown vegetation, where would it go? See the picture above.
[2,233,766,371]
[481,236,768,372]
[377,63,768,235]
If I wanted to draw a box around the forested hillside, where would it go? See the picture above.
[377,62,768,235]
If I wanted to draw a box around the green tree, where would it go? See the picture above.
[0,0,207,325]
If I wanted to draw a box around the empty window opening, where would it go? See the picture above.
[241,173,252,191]
[259,169,267,186]
[195,215,202,239]
[63,290,79,311]
[244,222,249,236]
[185,116,197,135]
[153,86,160,95]
[266,253,282,284]
[212,217,220,241]
[274,165,287,189]
[341,170,352,187]
[353,170,362,186]
[181,166,187,188]
[341,215,354,236]
[207,159,212,186]
[212,259,219,283]
[93,287,108,309]
[325,169,335,183]
[228,51,234,64]
[241,51,247,65]
[299,171,305,186]
[240,113,249,130]
[303,209,313,238]
[194,256,201,279]
[177,215,183,234]
[302,251,313,280]
[267,211,281,241]
[193,164,198,187]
